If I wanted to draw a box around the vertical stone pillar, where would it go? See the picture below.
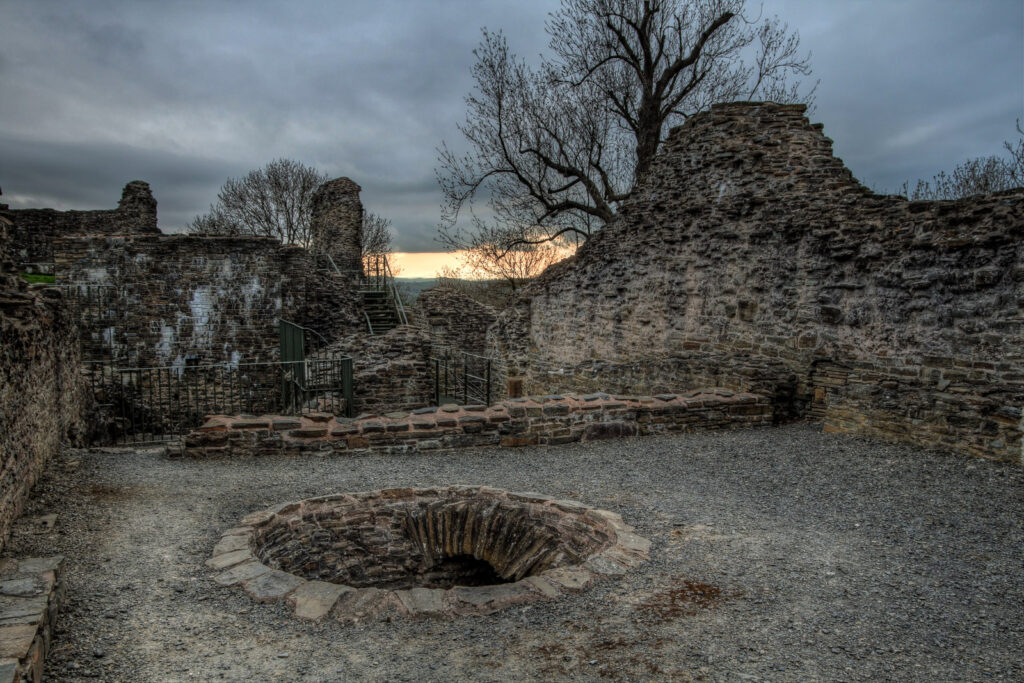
[116,181,159,233]
[310,177,363,276]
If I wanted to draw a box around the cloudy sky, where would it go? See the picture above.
[1,0,1021,256]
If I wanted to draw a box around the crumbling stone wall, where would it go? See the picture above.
[310,177,363,276]
[0,215,86,550]
[1,181,158,272]
[415,285,498,355]
[55,234,362,366]
[328,325,434,414]
[493,102,1024,462]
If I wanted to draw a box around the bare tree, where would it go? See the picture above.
[188,158,328,247]
[901,121,1024,200]
[362,211,394,261]
[437,0,815,259]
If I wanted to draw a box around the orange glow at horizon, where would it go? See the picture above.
[390,246,577,280]
[388,251,474,279]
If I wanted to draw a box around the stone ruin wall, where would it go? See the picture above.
[310,177,363,276]
[0,181,159,273]
[0,215,87,550]
[415,285,498,355]
[491,102,1024,462]
[54,234,362,366]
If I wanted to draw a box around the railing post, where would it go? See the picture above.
[486,359,491,407]
[343,357,354,418]
[433,358,440,406]
[463,353,468,405]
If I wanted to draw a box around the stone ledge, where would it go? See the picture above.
[178,388,771,458]
[0,556,64,683]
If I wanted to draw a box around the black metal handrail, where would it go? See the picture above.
[430,349,492,406]
[85,357,354,444]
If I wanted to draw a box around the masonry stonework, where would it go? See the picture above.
[1,181,158,272]
[0,217,86,551]
[310,177,363,275]
[491,102,1024,462]
[415,286,498,355]
[54,234,362,365]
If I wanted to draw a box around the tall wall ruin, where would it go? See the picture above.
[0,215,87,549]
[54,234,362,366]
[1,181,159,272]
[491,102,1024,462]
[310,177,363,275]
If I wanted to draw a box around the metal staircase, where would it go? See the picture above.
[359,253,407,335]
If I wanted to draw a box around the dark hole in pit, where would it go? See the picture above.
[415,554,511,589]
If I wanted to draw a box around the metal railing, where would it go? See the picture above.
[363,253,408,326]
[431,350,493,407]
[85,357,354,444]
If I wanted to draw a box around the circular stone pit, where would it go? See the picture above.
[206,486,650,620]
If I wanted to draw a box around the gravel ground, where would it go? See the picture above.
[4,423,1023,682]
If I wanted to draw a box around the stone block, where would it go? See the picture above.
[242,570,305,603]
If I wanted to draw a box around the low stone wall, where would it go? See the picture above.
[328,325,434,415]
[0,556,65,682]
[177,388,771,457]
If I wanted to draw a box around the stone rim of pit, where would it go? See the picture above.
[207,486,650,620]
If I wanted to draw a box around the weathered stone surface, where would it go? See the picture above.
[2,180,158,273]
[487,101,1024,463]
[183,389,769,458]
[204,549,253,570]
[452,582,534,611]
[0,555,63,682]
[287,581,351,621]
[213,561,271,587]
[211,534,250,556]
[215,487,650,620]
[543,567,594,593]
[242,570,305,603]
[0,625,36,659]
[396,587,446,616]
[580,421,638,441]
[53,233,363,367]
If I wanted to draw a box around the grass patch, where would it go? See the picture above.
[19,272,55,284]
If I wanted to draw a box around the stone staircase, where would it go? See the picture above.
[360,289,400,334]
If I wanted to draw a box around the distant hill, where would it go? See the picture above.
[394,277,439,301]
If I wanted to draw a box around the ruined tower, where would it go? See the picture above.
[309,177,363,276]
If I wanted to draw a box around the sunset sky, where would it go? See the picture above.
[1,0,1020,256]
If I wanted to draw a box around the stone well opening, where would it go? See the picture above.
[209,486,651,620]
[252,488,614,590]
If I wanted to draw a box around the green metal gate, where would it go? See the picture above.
[279,319,355,417]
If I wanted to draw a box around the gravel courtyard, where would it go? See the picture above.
[5,423,1022,682]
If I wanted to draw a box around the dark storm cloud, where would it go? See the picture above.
[1,0,1021,251]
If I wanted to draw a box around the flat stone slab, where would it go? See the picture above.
[0,625,36,659]
[0,596,48,626]
[214,561,271,587]
[0,557,64,682]
[211,534,250,556]
[242,570,305,603]
[453,582,535,612]
[205,549,253,570]
[396,587,446,616]
[287,581,351,621]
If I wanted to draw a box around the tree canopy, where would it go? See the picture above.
[437,0,816,259]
